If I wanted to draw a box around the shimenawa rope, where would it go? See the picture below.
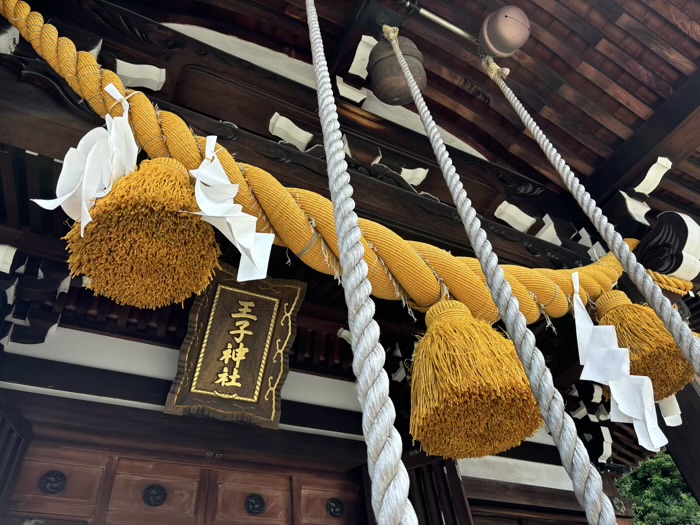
[0,0,688,318]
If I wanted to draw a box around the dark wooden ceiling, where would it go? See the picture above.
[99,0,700,219]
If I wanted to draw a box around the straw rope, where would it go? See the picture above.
[647,270,694,296]
[0,0,652,323]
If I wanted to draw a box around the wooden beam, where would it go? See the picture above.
[587,70,700,204]
[30,0,580,221]
[0,59,591,270]
[659,176,700,207]
[2,390,367,473]
[462,477,583,513]
[0,352,363,436]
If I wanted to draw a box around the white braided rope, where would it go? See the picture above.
[385,28,616,525]
[304,3,417,524]
[484,58,700,376]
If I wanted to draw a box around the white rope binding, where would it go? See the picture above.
[304,3,418,525]
[483,56,700,376]
[384,27,616,525]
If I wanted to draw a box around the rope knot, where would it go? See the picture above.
[483,56,510,80]
[382,24,400,43]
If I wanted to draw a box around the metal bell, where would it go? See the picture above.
[368,36,427,106]
[479,5,530,58]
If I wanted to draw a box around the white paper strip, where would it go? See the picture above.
[572,272,668,452]
[115,58,167,91]
[658,395,682,427]
[0,244,17,274]
[190,136,273,281]
[32,84,138,236]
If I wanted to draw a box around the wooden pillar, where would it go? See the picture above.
[0,392,32,516]
[364,454,474,525]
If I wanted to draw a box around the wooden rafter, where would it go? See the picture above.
[587,69,700,204]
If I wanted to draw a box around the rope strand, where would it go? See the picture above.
[0,0,637,322]
[305,4,417,524]
[484,57,700,378]
[385,27,616,525]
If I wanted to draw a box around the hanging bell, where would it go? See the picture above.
[479,5,531,58]
[368,36,427,106]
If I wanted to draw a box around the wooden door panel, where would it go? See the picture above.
[298,476,361,525]
[108,474,199,514]
[105,458,202,524]
[106,458,204,525]
[211,470,292,525]
[12,459,103,505]
[215,487,291,524]
[300,489,359,524]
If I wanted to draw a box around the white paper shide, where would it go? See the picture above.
[32,84,139,236]
[572,272,675,452]
[189,136,274,281]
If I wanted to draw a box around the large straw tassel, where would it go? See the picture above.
[66,157,221,309]
[410,300,542,459]
[596,290,694,400]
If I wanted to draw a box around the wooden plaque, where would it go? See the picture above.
[165,264,306,427]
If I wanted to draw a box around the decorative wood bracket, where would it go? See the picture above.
[635,211,700,282]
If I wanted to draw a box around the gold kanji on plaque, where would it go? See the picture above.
[165,264,306,427]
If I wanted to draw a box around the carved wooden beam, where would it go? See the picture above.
[635,211,700,284]
[0,247,66,346]
[0,55,591,270]
[26,0,580,223]
[4,390,369,472]
[587,69,700,204]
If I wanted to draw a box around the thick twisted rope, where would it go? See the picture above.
[646,270,694,296]
[385,28,616,525]
[0,0,634,324]
[305,2,416,524]
[484,58,700,376]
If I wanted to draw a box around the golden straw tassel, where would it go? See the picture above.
[410,300,542,459]
[66,158,220,309]
[596,290,694,400]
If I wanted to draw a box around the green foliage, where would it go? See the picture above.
[617,453,700,525]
